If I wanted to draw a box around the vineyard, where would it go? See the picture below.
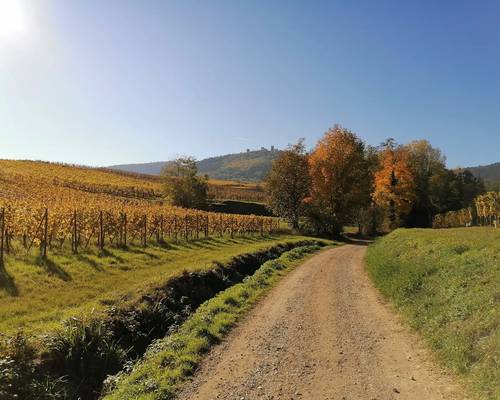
[433,192,500,228]
[207,180,267,203]
[0,160,266,202]
[0,160,277,264]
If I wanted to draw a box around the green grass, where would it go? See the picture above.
[103,243,332,400]
[0,235,309,335]
[366,228,500,400]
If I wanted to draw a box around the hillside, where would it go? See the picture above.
[197,149,281,181]
[0,160,266,203]
[107,161,167,176]
[464,162,500,182]
[109,148,281,181]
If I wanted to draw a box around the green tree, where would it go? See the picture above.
[161,157,208,209]
[404,140,447,227]
[352,145,382,235]
[265,140,310,230]
[456,170,485,205]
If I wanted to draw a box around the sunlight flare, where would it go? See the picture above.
[0,0,30,41]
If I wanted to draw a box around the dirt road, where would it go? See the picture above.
[177,244,466,400]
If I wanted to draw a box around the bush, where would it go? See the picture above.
[0,332,67,400]
[44,318,128,399]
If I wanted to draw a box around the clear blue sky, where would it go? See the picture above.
[1,0,499,168]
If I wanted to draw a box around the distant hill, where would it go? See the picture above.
[465,162,500,182]
[109,148,282,182]
[108,161,167,176]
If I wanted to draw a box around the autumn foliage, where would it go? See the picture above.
[266,125,484,234]
[372,144,416,229]
[307,127,370,234]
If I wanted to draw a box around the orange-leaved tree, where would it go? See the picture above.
[372,140,416,229]
[307,126,370,235]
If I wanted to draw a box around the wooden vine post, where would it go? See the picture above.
[155,216,160,243]
[99,210,104,251]
[42,208,48,259]
[72,210,78,254]
[123,212,127,247]
[174,215,178,242]
[0,208,4,267]
[195,214,199,240]
[4,228,9,255]
[159,215,164,243]
[142,215,147,247]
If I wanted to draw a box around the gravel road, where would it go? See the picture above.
[177,244,466,400]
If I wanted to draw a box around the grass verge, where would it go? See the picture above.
[103,243,330,400]
[366,228,499,400]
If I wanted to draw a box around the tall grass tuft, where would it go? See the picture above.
[44,318,128,399]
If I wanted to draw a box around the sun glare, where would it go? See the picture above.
[0,0,30,41]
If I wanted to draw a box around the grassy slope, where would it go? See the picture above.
[0,235,307,335]
[104,243,331,400]
[366,228,499,400]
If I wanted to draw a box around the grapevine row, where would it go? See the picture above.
[433,192,500,228]
[207,185,267,203]
[0,203,278,263]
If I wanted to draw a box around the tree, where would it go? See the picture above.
[404,140,447,227]
[161,157,208,209]
[307,126,370,235]
[265,140,310,230]
[373,142,416,229]
[428,168,460,213]
[452,169,485,207]
[352,145,382,235]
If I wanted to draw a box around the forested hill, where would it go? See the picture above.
[109,149,282,181]
[197,149,281,181]
[465,162,500,182]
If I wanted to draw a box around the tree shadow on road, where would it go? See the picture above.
[339,234,373,246]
